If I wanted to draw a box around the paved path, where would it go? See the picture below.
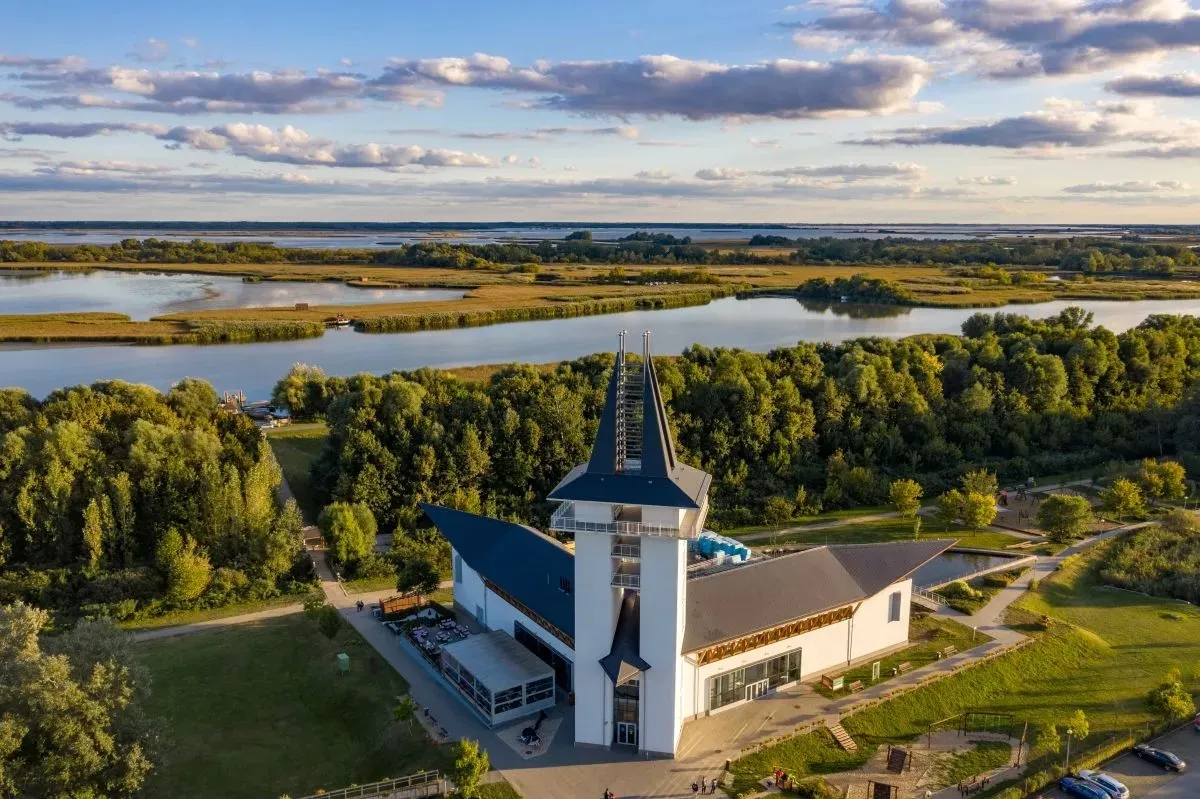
[131,603,303,642]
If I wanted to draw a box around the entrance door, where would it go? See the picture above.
[616,722,638,748]
[745,679,769,702]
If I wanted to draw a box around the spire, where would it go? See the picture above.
[639,331,677,478]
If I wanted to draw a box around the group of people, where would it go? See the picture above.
[771,768,796,791]
[690,775,718,794]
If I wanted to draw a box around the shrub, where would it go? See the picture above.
[940,581,983,600]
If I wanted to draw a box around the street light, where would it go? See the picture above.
[1064,727,1074,772]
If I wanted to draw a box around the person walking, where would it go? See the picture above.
[700,777,707,792]
[710,777,718,794]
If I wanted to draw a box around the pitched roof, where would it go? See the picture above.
[420,503,575,639]
[548,346,711,509]
[599,589,651,684]
[682,539,954,653]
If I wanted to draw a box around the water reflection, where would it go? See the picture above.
[796,299,913,319]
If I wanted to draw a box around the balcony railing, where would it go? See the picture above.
[611,542,641,559]
[611,570,641,589]
[550,503,698,539]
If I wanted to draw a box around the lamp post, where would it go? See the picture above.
[1064,727,1074,772]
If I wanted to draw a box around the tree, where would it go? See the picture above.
[889,479,923,519]
[397,556,440,603]
[302,592,342,640]
[762,496,794,526]
[1100,478,1146,522]
[1140,459,1188,501]
[1033,723,1061,758]
[155,528,212,603]
[319,502,377,568]
[81,496,106,575]
[960,492,998,533]
[961,469,998,499]
[451,738,489,798]
[393,694,417,729]
[1067,709,1089,742]
[1036,494,1094,543]
[1148,670,1196,722]
[935,489,966,531]
[0,602,155,797]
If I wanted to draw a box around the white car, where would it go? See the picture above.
[1077,769,1130,799]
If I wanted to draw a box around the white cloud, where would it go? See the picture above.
[749,137,782,149]
[695,167,749,180]
[1063,180,1189,193]
[635,169,673,180]
[957,175,1017,185]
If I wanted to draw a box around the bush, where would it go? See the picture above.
[351,552,396,580]
[940,580,983,600]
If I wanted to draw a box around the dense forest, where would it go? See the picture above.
[4,234,1198,273]
[0,380,307,621]
[276,309,1200,534]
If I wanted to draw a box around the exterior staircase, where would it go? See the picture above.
[828,721,858,751]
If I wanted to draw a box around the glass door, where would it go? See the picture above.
[616,722,638,747]
[745,679,769,702]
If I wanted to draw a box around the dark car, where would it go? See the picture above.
[1059,776,1111,799]
[1133,743,1188,771]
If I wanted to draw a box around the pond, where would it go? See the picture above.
[0,269,463,320]
[0,296,1197,399]
[912,551,1022,588]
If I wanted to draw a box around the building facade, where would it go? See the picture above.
[423,332,951,758]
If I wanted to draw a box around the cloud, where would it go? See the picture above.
[1063,180,1189,193]
[789,0,1200,78]
[957,175,1017,185]
[756,162,924,180]
[370,52,930,119]
[695,167,749,180]
[180,37,198,49]
[0,120,167,139]
[388,125,641,142]
[749,137,781,148]
[0,53,84,69]
[1106,72,1200,98]
[502,155,519,165]
[846,100,1190,149]
[35,160,175,175]
[128,38,170,64]
[634,169,673,180]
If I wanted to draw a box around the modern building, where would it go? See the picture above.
[423,332,952,757]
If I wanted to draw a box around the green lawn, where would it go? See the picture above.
[750,517,1028,551]
[266,424,329,523]
[344,574,399,594]
[729,543,1200,794]
[479,782,524,799]
[725,506,892,537]
[118,593,306,631]
[136,614,442,799]
[813,615,990,698]
[936,741,1012,784]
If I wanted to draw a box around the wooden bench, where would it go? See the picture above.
[896,661,912,674]
[940,645,958,658]
[848,680,864,693]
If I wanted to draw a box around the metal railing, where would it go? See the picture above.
[611,570,641,589]
[550,503,697,539]
[611,542,642,558]
[294,771,443,799]
[912,586,947,606]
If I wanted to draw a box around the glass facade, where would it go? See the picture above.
[613,678,640,747]
[515,621,573,691]
[442,651,556,721]
[707,647,802,711]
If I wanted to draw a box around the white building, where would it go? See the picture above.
[423,332,952,758]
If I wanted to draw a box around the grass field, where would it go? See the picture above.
[118,593,304,631]
[136,614,442,799]
[935,741,1012,784]
[478,782,524,799]
[729,542,1200,794]
[741,516,1028,552]
[266,424,329,523]
[725,506,892,537]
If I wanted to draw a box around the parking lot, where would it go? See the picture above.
[1042,724,1200,799]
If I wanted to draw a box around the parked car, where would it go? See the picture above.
[1059,776,1111,799]
[1193,712,1200,732]
[1077,769,1130,799]
[1133,743,1188,771]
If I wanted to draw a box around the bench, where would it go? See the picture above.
[940,645,958,658]
[896,661,912,674]
[848,680,865,693]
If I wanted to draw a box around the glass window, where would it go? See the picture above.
[559,576,572,594]
[453,554,462,584]
[707,645,803,710]
[888,591,901,623]
[526,676,554,694]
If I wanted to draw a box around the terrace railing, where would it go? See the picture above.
[294,771,444,799]
[551,503,698,539]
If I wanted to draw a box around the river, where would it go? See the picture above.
[0,270,462,320]
[1,296,1196,399]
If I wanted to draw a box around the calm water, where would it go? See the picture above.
[912,551,1019,588]
[0,270,462,320]
[0,296,1197,398]
[0,223,1138,247]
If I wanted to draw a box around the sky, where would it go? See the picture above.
[2,0,1200,223]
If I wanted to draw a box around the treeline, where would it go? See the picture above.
[748,235,1198,274]
[0,380,307,621]
[795,274,916,305]
[275,309,1200,533]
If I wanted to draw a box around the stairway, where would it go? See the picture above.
[828,721,858,751]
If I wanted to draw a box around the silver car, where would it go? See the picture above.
[1077,769,1130,799]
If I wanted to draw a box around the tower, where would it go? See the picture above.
[549,331,712,756]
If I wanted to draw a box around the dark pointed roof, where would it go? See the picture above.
[599,590,651,684]
[682,539,955,653]
[420,503,575,638]
[548,340,711,509]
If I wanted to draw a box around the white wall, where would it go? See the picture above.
[453,549,488,625]
[575,501,614,523]
[639,534,687,756]
[642,505,685,528]
[482,586,575,664]
[574,532,622,748]
[850,579,911,661]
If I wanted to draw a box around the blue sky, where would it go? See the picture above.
[2,0,1200,222]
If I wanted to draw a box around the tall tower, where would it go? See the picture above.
[549,332,712,757]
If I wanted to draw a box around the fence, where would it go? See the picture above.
[293,770,444,799]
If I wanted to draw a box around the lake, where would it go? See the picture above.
[0,270,462,320]
[912,550,1021,588]
[0,296,1197,398]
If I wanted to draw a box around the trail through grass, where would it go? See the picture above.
[267,424,328,523]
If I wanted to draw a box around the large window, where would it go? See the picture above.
[614,679,639,724]
[707,647,802,711]
[888,591,901,623]
[515,621,573,691]
[453,554,462,584]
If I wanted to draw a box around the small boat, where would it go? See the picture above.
[329,314,351,328]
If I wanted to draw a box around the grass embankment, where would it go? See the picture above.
[118,593,304,631]
[729,543,1200,795]
[478,782,524,799]
[136,614,442,799]
[936,741,1012,784]
[266,423,329,523]
[0,312,324,344]
[813,615,989,698]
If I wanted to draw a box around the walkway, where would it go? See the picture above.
[131,603,303,642]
